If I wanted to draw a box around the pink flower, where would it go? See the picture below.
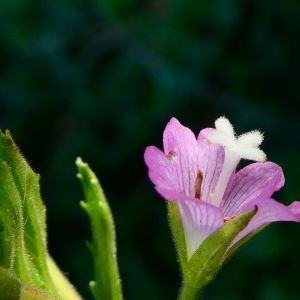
[144,117,300,259]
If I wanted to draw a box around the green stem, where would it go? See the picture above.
[178,280,202,300]
[76,158,123,300]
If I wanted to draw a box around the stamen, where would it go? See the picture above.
[167,151,174,160]
[224,215,235,223]
[194,171,203,199]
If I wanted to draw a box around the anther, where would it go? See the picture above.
[194,171,203,199]
[167,151,174,160]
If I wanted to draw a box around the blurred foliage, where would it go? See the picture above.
[0,0,299,299]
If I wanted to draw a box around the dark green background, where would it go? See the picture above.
[0,1,299,299]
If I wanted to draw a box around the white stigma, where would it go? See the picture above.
[207,116,266,206]
[209,116,266,162]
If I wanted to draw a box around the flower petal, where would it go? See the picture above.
[288,201,300,220]
[178,198,224,259]
[155,186,195,202]
[162,118,199,196]
[155,186,224,259]
[197,128,225,205]
[231,198,300,247]
[222,162,284,216]
[163,117,197,154]
[144,146,177,190]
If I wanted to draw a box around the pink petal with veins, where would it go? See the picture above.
[222,162,284,216]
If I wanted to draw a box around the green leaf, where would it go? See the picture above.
[0,130,82,300]
[0,266,55,300]
[76,157,123,300]
[0,266,21,299]
[20,285,55,300]
[178,207,257,300]
[0,130,54,291]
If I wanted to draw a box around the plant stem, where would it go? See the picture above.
[76,158,123,300]
[178,280,202,300]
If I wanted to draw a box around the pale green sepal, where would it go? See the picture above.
[46,255,83,300]
[167,201,188,276]
[179,207,257,300]
[76,157,123,300]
